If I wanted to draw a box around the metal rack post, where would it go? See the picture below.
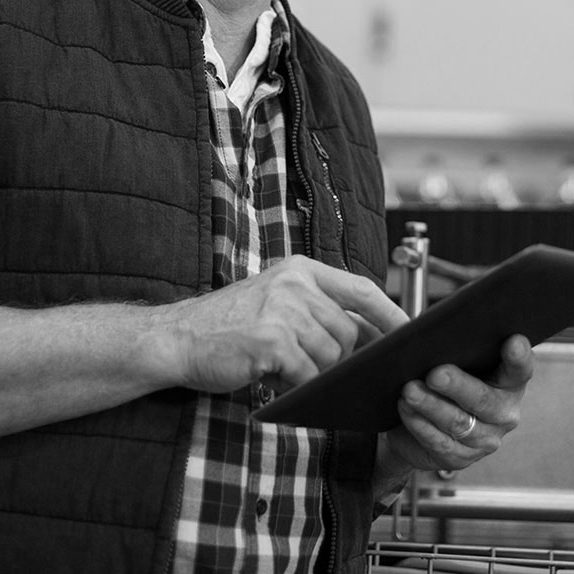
[389,221,430,542]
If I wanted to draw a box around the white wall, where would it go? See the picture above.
[289,0,574,117]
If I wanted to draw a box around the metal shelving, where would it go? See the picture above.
[367,542,574,573]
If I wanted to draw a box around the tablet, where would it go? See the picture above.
[253,244,574,432]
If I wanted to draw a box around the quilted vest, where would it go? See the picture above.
[0,1,388,572]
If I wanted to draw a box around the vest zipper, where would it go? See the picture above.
[309,132,350,272]
[285,59,339,574]
[322,430,338,574]
[285,59,314,259]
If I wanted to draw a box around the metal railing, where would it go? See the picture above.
[367,542,574,573]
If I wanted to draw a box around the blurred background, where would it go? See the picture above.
[290,0,574,264]
[291,0,574,556]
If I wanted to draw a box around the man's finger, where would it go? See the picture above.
[396,400,478,470]
[491,334,533,390]
[346,311,383,348]
[309,261,409,333]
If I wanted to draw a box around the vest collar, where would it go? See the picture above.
[139,0,298,72]
[142,0,295,32]
[144,0,195,19]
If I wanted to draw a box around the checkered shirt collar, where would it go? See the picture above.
[192,0,290,79]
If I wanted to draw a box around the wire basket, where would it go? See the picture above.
[367,541,574,573]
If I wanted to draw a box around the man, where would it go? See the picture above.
[0,0,532,572]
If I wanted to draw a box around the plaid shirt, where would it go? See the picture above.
[172,4,327,573]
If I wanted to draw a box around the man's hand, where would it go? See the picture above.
[152,255,408,394]
[383,334,534,473]
[0,256,406,436]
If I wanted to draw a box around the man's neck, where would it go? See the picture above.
[200,0,272,83]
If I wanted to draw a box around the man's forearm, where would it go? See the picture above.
[0,256,411,437]
[0,303,169,436]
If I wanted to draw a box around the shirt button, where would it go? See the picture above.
[256,498,268,518]
[258,383,274,404]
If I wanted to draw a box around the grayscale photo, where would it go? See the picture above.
[0,0,573,572]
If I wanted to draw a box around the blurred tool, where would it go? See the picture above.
[392,221,429,317]
[478,154,521,210]
[369,7,392,62]
[382,158,402,209]
[558,156,574,204]
[418,155,459,208]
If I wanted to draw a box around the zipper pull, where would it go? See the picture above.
[296,198,312,218]
[310,132,330,161]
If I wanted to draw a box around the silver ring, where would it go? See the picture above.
[453,414,477,441]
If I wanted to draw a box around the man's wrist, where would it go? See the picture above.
[120,301,190,392]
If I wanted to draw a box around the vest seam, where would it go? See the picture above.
[0,22,192,72]
[319,246,385,278]
[29,429,178,445]
[1,185,195,216]
[355,197,386,219]
[0,98,194,142]
[0,507,156,531]
[350,257,382,280]
[0,269,194,289]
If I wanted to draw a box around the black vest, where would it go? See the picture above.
[0,1,388,572]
